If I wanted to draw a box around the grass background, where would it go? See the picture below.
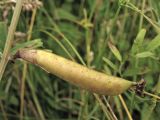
[0,0,160,120]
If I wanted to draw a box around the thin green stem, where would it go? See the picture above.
[103,96,118,120]
[27,77,45,120]
[124,3,160,33]
[20,7,37,120]
[139,0,146,30]
[40,30,74,61]
[20,63,27,120]
[94,94,112,120]
[86,28,91,67]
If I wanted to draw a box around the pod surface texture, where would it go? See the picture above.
[19,49,135,95]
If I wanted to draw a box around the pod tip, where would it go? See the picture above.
[15,49,37,64]
[131,79,146,96]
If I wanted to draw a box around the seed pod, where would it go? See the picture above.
[17,49,136,95]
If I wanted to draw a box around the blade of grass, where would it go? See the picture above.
[40,30,74,61]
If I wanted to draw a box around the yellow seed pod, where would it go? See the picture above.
[18,49,136,95]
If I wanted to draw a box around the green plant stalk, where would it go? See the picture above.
[20,8,38,120]
[20,63,27,120]
[94,94,112,120]
[114,96,123,120]
[0,0,23,81]
[79,27,92,120]
[139,0,146,30]
[103,96,118,120]
[130,58,139,113]
[27,75,45,120]
[86,28,92,67]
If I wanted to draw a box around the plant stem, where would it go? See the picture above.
[20,62,27,120]
[119,95,133,120]
[20,7,37,120]
[0,0,23,81]
[103,96,118,120]
[139,0,146,30]
[94,94,112,120]
[143,91,160,100]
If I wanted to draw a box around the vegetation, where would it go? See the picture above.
[0,0,160,120]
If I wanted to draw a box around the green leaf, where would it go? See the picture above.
[108,41,122,62]
[135,51,155,58]
[103,65,112,75]
[146,34,160,51]
[103,57,118,71]
[123,67,150,76]
[11,39,43,55]
[131,29,146,54]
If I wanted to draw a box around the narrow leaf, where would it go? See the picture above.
[108,41,122,62]
[103,57,118,71]
[146,34,160,51]
[135,51,154,58]
[131,29,146,54]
